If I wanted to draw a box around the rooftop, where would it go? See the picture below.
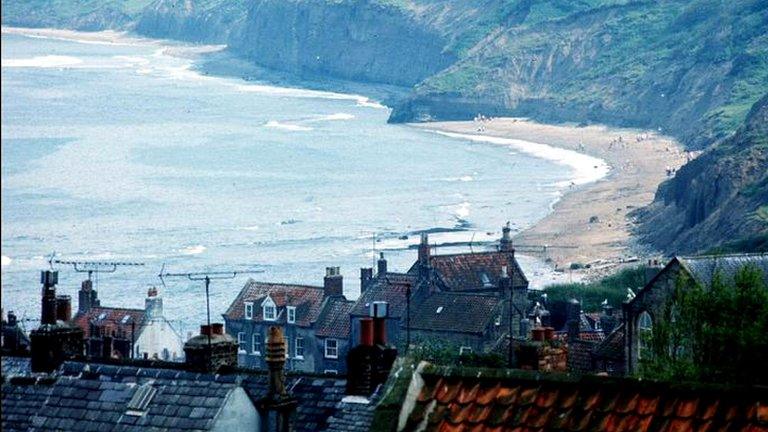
[677,253,768,288]
[351,273,416,318]
[224,280,326,326]
[315,296,356,339]
[408,292,502,334]
[72,307,147,339]
[409,250,528,292]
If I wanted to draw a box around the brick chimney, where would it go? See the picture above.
[55,295,72,322]
[324,267,343,297]
[499,221,514,253]
[360,268,373,292]
[255,326,297,432]
[78,279,100,314]
[377,252,388,275]
[418,233,430,266]
[183,322,237,373]
[31,271,84,373]
[346,305,397,396]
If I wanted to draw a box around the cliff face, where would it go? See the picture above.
[229,0,456,87]
[390,0,768,149]
[135,0,247,44]
[634,95,768,254]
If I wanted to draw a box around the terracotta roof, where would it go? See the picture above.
[398,364,768,432]
[594,323,626,361]
[224,280,325,327]
[351,273,416,318]
[410,251,528,291]
[72,307,146,339]
[315,296,355,339]
[409,292,502,334]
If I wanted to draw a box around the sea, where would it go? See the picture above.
[0,28,608,335]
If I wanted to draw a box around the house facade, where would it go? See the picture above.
[223,267,354,374]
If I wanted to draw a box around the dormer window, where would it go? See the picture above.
[262,296,277,321]
[287,306,296,324]
[244,302,254,320]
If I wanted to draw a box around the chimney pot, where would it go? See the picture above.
[543,327,555,341]
[324,267,344,297]
[200,325,212,336]
[359,318,374,346]
[373,317,387,346]
[377,252,387,274]
[532,327,545,342]
[55,295,72,322]
[211,323,224,335]
[369,301,389,318]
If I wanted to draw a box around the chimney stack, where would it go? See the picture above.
[78,279,100,314]
[31,270,84,373]
[377,252,387,275]
[566,299,581,342]
[55,295,72,322]
[183,322,237,373]
[418,233,430,266]
[500,222,514,253]
[346,303,397,397]
[324,267,343,297]
[255,326,298,432]
[360,268,373,292]
[145,287,163,319]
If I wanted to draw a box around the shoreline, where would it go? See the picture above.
[411,119,691,279]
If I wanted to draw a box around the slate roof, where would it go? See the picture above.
[242,374,348,432]
[678,253,768,288]
[1,356,32,378]
[224,280,326,326]
[593,323,626,361]
[399,364,768,431]
[409,292,501,334]
[409,251,529,291]
[9,360,241,431]
[325,389,381,432]
[315,296,355,339]
[1,377,55,432]
[351,273,416,318]
[72,307,147,339]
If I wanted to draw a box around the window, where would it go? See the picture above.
[286,339,290,359]
[325,339,338,358]
[252,333,262,355]
[244,302,254,320]
[238,332,246,353]
[263,297,277,321]
[494,315,502,326]
[324,370,338,375]
[287,306,296,324]
[295,337,304,359]
[637,311,653,360]
[459,346,473,356]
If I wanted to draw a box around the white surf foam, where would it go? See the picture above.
[314,113,355,121]
[3,55,83,68]
[264,121,314,132]
[432,131,610,186]
[1,255,11,267]
[179,245,206,255]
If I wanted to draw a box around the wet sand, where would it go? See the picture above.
[411,118,692,279]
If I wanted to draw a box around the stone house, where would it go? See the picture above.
[223,267,354,374]
[72,286,184,361]
[623,253,768,374]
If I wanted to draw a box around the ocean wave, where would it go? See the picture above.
[1,255,11,267]
[179,245,206,255]
[432,131,610,186]
[311,113,355,122]
[2,55,83,68]
[455,201,471,219]
[264,121,314,132]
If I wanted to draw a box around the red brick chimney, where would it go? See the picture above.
[346,303,397,397]
[55,295,72,322]
[324,267,343,297]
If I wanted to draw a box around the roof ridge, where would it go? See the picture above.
[678,252,768,259]
[430,250,509,258]
[246,281,324,290]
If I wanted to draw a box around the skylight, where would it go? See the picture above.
[126,383,157,414]
[436,306,444,314]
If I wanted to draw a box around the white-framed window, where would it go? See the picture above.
[459,346,472,356]
[252,333,262,355]
[295,337,304,359]
[262,297,277,321]
[285,339,290,359]
[244,302,254,320]
[324,370,338,375]
[237,332,246,353]
[287,306,296,324]
[324,339,339,358]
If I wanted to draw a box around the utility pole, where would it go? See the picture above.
[158,268,263,369]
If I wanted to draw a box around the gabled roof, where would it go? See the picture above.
[396,363,768,431]
[315,296,355,339]
[3,360,240,431]
[224,280,326,327]
[351,273,416,318]
[677,253,768,288]
[242,374,347,432]
[409,292,502,334]
[1,377,53,432]
[409,251,528,291]
[72,307,147,339]
[593,323,625,361]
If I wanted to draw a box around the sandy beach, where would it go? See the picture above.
[411,119,692,278]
